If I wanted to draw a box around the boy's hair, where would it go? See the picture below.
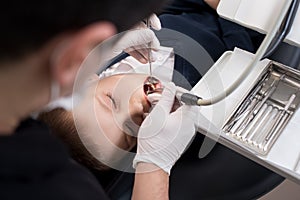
[1,0,167,61]
[38,108,109,170]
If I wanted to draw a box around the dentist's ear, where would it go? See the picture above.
[50,22,116,96]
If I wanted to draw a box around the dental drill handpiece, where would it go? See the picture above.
[144,76,202,106]
[175,86,202,106]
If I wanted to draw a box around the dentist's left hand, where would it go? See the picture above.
[112,14,161,63]
[133,82,198,175]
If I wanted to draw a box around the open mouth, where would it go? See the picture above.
[143,76,163,107]
[143,76,181,112]
[143,76,163,95]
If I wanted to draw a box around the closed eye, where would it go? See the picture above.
[107,93,117,110]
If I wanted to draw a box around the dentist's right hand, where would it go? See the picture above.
[133,82,198,175]
[112,14,161,63]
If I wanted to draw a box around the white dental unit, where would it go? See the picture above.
[192,0,300,184]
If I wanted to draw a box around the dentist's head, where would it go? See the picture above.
[0,0,166,134]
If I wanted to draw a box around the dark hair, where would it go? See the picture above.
[0,0,167,60]
[38,108,109,171]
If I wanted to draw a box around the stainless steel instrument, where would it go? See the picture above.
[223,62,300,155]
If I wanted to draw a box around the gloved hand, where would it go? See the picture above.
[112,14,161,63]
[133,82,198,174]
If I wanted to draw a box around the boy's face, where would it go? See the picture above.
[75,73,151,163]
[96,73,150,149]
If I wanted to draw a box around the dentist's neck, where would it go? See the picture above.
[0,56,50,135]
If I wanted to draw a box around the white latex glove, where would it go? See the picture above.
[112,14,161,63]
[133,82,198,174]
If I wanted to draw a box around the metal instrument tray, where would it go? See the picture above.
[223,62,300,155]
[193,48,300,184]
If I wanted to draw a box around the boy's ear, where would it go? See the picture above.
[50,22,116,96]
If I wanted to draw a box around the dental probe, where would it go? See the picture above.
[146,18,153,79]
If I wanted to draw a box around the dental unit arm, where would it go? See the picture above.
[155,0,299,107]
[197,0,299,106]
